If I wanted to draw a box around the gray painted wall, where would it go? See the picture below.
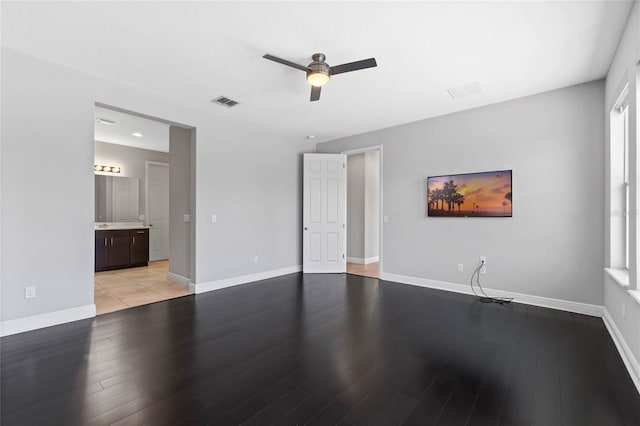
[94,141,169,215]
[169,126,192,280]
[604,1,640,374]
[347,153,365,259]
[319,80,605,305]
[346,150,380,262]
[1,47,310,323]
[364,150,380,260]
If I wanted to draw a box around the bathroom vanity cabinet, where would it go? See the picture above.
[95,228,149,271]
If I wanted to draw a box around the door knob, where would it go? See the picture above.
[304,227,308,230]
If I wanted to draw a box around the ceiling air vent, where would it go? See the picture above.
[447,81,483,100]
[212,96,240,108]
[95,117,116,125]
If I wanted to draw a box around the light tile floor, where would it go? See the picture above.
[94,260,190,315]
[346,262,380,279]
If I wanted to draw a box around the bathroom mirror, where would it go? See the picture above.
[95,175,141,222]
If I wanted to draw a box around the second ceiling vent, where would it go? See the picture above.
[212,96,240,108]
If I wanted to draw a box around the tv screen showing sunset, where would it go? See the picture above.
[427,170,512,217]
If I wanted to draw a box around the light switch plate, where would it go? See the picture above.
[211,214,217,223]
[183,214,191,223]
[25,286,36,299]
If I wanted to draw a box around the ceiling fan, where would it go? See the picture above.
[262,53,377,102]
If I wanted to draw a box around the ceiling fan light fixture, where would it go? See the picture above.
[307,71,330,87]
[306,55,331,87]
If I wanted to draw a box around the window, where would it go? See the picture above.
[622,103,629,269]
[610,84,629,272]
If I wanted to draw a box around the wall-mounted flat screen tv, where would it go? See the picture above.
[427,170,512,217]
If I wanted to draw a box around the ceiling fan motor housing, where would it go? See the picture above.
[307,53,330,80]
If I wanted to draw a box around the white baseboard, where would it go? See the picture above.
[602,308,640,394]
[347,256,379,265]
[191,265,302,295]
[1,304,96,337]
[167,272,191,289]
[379,272,603,317]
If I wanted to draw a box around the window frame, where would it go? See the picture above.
[610,83,630,275]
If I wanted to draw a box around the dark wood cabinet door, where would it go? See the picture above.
[130,229,149,265]
[95,228,149,271]
[108,231,131,267]
[95,231,109,271]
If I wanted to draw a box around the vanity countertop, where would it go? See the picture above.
[95,223,150,231]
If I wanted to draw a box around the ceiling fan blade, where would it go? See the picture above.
[310,86,321,102]
[263,54,310,72]
[330,58,377,75]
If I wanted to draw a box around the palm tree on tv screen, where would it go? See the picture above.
[453,193,465,214]
[443,180,458,212]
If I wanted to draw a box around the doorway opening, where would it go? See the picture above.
[93,104,195,315]
[343,146,382,279]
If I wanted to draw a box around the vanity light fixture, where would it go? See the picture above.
[131,132,143,137]
[94,165,121,173]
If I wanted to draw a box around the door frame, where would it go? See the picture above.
[340,145,384,275]
[145,160,170,260]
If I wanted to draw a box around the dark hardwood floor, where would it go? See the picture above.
[2,273,639,425]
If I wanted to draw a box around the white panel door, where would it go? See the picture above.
[112,177,139,221]
[303,153,346,273]
[147,162,169,261]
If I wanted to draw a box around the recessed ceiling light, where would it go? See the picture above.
[95,118,116,125]
[306,135,316,140]
[131,132,143,137]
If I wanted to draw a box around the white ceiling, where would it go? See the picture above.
[94,106,170,153]
[1,1,634,143]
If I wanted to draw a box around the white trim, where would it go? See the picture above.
[341,145,384,276]
[346,256,379,265]
[167,272,192,289]
[628,290,640,306]
[1,304,96,337]
[191,266,302,295]
[605,267,630,288]
[379,272,603,317]
[602,308,640,394]
[340,145,384,156]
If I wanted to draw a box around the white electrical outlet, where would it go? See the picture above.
[457,264,464,272]
[183,214,191,223]
[25,286,36,299]
[383,216,389,223]
[479,256,487,274]
[253,256,259,263]
[211,214,217,223]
